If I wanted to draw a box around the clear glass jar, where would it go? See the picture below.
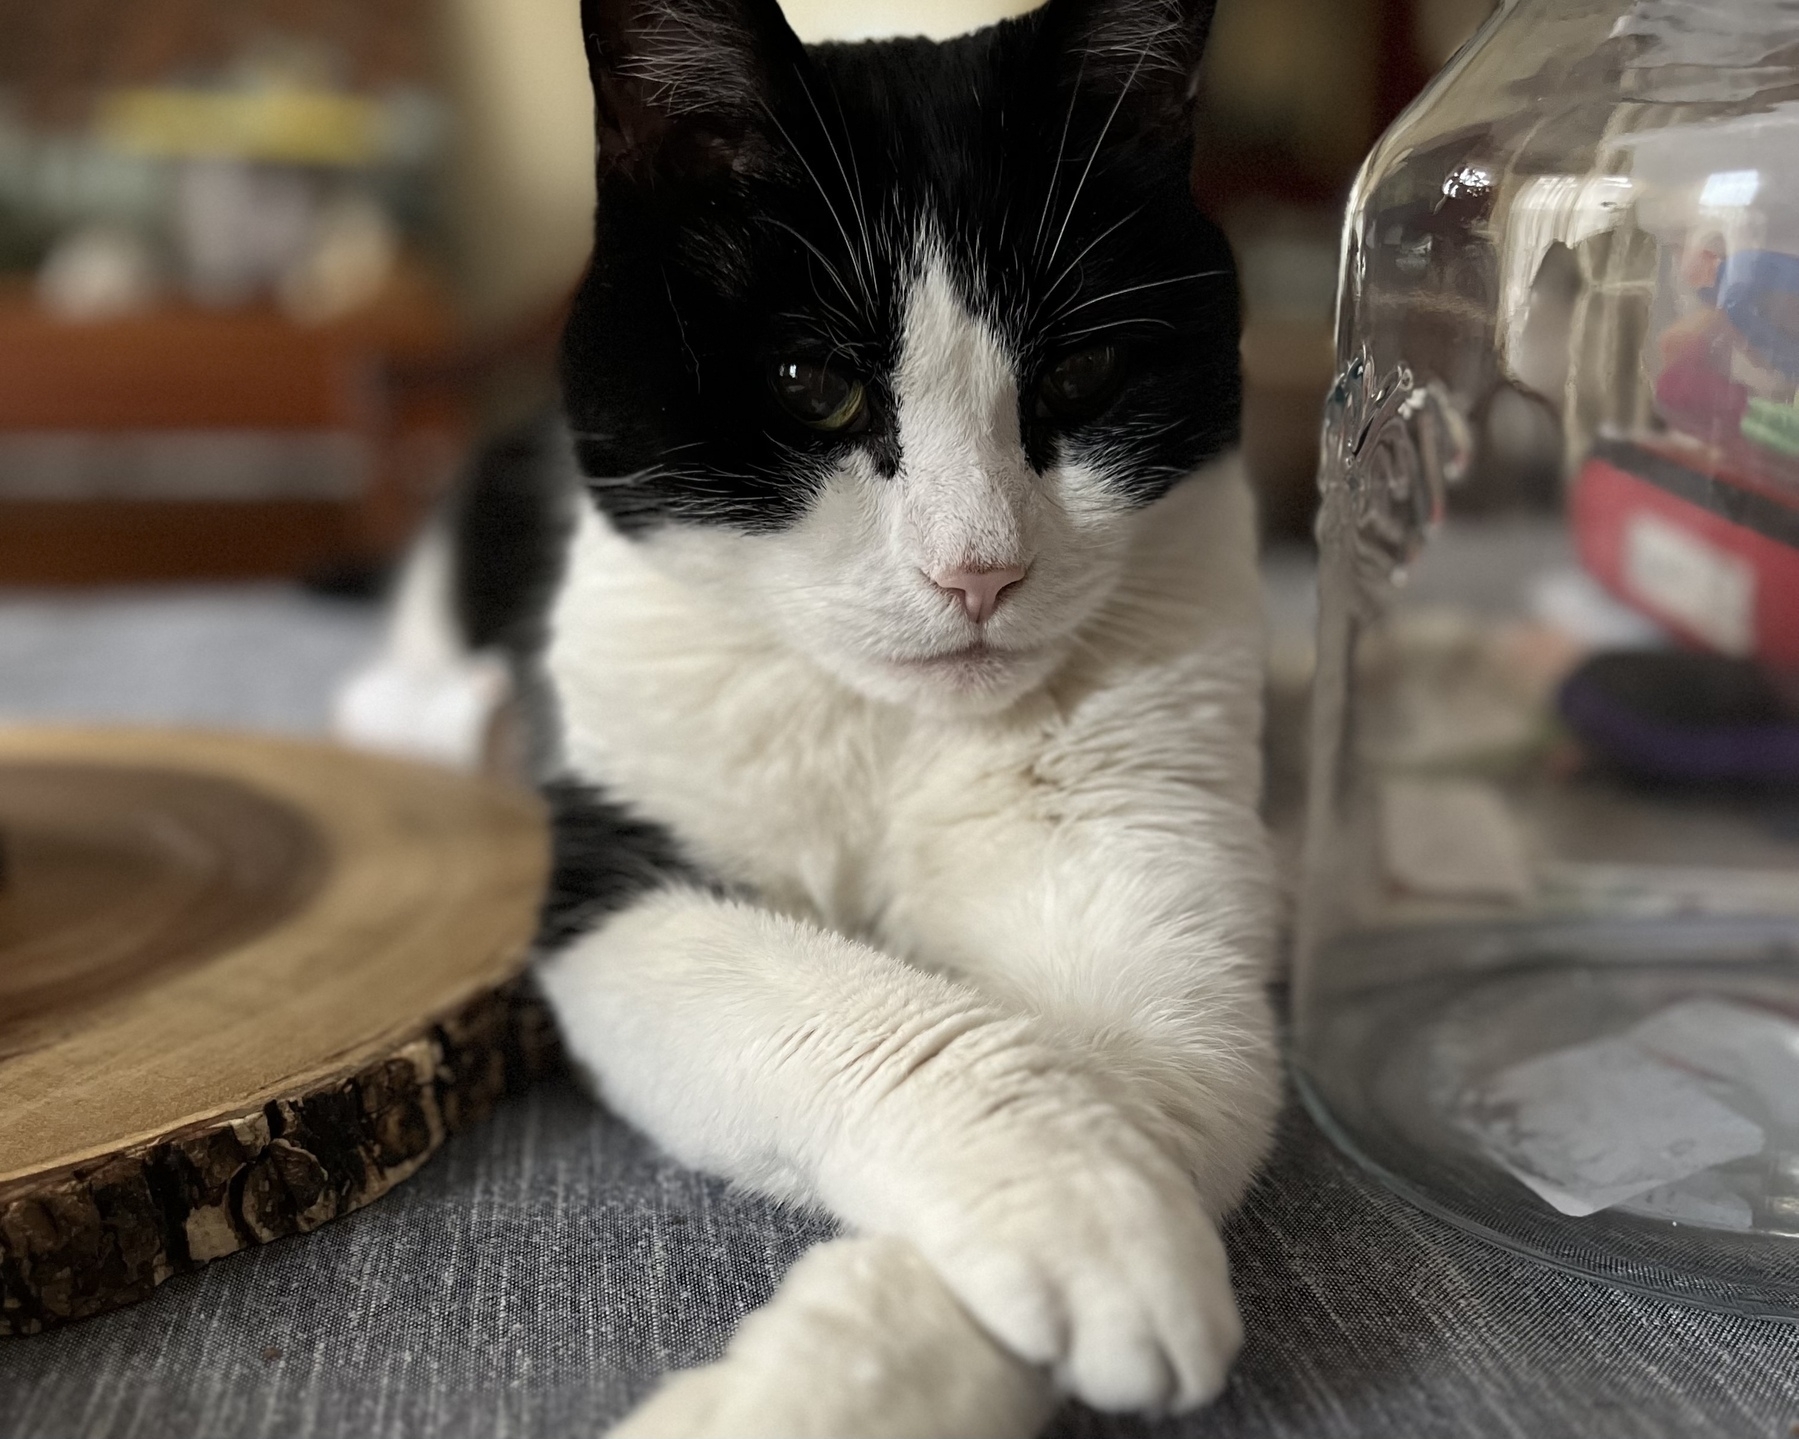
[1294,0,1799,1313]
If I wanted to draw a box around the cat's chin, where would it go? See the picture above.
[831,641,1064,718]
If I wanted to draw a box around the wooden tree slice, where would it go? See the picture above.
[0,728,553,1336]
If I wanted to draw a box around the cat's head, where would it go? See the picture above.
[562,0,1240,716]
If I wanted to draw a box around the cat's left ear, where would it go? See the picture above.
[1036,0,1220,129]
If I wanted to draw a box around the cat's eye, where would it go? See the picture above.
[771,361,868,433]
[1037,343,1121,420]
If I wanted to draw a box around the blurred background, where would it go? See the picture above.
[0,0,1500,597]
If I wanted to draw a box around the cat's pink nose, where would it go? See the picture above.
[929,564,1026,624]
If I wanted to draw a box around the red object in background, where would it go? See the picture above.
[1573,436,1799,670]
[1654,354,1751,436]
[1651,303,1799,494]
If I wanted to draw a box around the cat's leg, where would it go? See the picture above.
[538,886,1244,1414]
[889,793,1282,1213]
[870,689,1283,1411]
[865,539,1284,1416]
[609,1236,1054,1439]
[903,462,1279,1170]
[839,807,1279,1429]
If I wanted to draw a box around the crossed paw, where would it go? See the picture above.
[831,1051,1243,1415]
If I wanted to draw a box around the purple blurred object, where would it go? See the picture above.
[1559,650,1799,786]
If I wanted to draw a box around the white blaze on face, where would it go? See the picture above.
[639,243,1147,718]
[892,254,1033,581]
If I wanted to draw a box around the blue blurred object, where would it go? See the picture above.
[1718,248,1799,381]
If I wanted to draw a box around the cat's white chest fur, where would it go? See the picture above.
[548,500,900,929]
[544,458,1264,956]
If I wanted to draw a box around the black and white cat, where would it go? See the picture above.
[344,0,1278,1430]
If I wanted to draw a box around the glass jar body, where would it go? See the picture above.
[1294,0,1799,1311]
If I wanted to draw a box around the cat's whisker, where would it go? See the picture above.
[828,82,877,274]
[804,295,866,344]
[1052,318,1179,346]
[776,304,863,352]
[758,101,874,301]
[1040,42,1150,282]
[1031,55,1086,266]
[1034,204,1147,324]
[661,269,705,382]
[799,72,881,301]
[767,219,860,314]
[1046,269,1231,324]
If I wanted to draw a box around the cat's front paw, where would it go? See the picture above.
[831,1056,1243,1415]
[608,1237,1052,1439]
[919,1139,1241,1415]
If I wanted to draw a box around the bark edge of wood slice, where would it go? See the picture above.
[0,727,555,1336]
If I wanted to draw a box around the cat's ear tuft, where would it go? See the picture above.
[1040,0,1220,127]
[580,0,802,180]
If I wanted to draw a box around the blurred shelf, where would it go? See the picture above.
[0,499,358,585]
[0,269,474,585]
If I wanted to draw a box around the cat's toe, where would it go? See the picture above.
[1163,1246,1244,1410]
[916,1164,1241,1414]
[841,1053,1253,1416]
[1064,1203,1240,1413]
[944,1244,1067,1368]
[610,1236,1056,1439]
[1057,1294,1177,1412]
[1129,1204,1241,1411]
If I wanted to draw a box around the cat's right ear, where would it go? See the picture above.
[580,0,803,181]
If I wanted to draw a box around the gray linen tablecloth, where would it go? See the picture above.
[3,583,1797,1439]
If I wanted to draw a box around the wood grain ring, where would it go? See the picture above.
[0,728,553,1336]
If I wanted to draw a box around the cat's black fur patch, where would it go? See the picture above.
[537,778,705,947]
[561,0,1239,534]
[451,414,576,656]
[448,414,579,774]
[447,422,704,943]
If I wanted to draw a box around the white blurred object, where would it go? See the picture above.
[1456,1034,1765,1218]
[175,158,316,306]
[1620,102,1799,252]
[279,194,399,324]
[1528,565,1669,650]
[333,651,512,770]
[332,526,511,770]
[1381,778,1536,904]
[36,226,163,321]
[1612,0,1799,79]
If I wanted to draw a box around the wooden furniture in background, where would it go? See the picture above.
[0,272,477,584]
[0,727,552,1334]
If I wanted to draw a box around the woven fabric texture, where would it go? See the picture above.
[6,1083,1798,1439]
